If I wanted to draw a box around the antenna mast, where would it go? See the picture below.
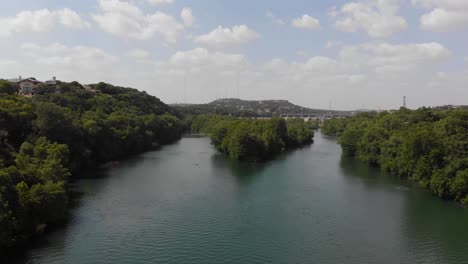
[236,69,240,99]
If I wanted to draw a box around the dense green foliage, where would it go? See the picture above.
[323,108,468,203]
[0,80,18,95]
[0,82,183,252]
[192,115,314,161]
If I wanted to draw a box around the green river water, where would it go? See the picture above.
[15,131,468,264]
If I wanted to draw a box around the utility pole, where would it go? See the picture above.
[236,69,240,99]
[403,96,406,108]
[183,70,188,104]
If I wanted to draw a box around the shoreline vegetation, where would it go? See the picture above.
[189,115,315,161]
[0,80,184,255]
[322,107,468,204]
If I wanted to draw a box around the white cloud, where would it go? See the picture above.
[411,0,468,10]
[93,0,184,43]
[2,42,159,91]
[21,43,117,68]
[13,43,118,83]
[126,49,150,60]
[420,10,468,31]
[303,56,337,72]
[181,7,195,27]
[328,6,339,18]
[296,50,308,57]
[0,8,88,37]
[194,25,259,48]
[166,48,245,71]
[348,74,366,83]
[268,42,450,85]
[325,40,343,49]
[266,10,285,25]
[333,0,407,38]
[265,56,350,83]
[152,48,251,101]
[292,14,320,30]
[412,0,468,31]
[56,8,90,29]
[339,42,450,74]
[146,0,175,5]
[372,42,450,66]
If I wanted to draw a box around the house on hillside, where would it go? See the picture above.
[83,85,101,95]
[45,77,57,85]
[8,76,42,96]
[8,76,57,96]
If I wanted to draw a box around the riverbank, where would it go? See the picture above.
[0,137,182,261]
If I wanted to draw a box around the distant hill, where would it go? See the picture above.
[172,98,353,117]
[432,105,468,110]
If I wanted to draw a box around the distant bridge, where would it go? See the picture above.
[279,113,346,121]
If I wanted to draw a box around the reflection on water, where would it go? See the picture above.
[339,143,468,264]
[8,132,468,264]
[339,154,405,188]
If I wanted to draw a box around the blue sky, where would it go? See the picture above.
[0,0,467,110]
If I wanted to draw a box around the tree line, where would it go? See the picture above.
[0,80,184,252]
[322,108,468,204]
[190,115,315,161]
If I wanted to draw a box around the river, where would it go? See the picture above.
[15,131,468,264]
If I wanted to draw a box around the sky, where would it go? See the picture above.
[0,0,467,110]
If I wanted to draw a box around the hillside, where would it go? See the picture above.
[173,98,352,117]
